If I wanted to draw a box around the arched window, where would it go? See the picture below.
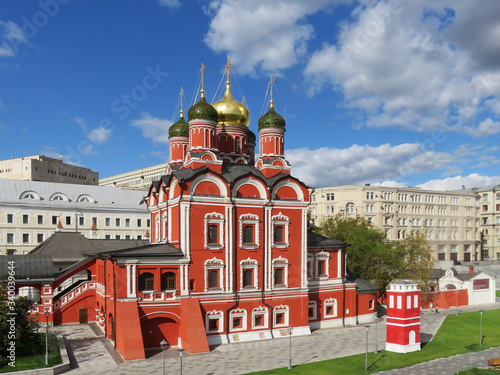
[161,272,176,290]
[138,272,154,291]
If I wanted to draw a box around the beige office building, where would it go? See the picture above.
[470,184,500,260]
[309,185,481,262]
[0,179,150,255]
[99,162,167,189]
[0,155,99,185]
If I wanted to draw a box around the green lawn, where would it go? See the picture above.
[0,334,62,373]
[496,290,500,298]
[454,369,499,375]
[246,310,500,375]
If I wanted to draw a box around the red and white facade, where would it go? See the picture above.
[20,74,378,361]
[386,281,421,353]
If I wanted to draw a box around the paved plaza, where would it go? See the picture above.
[55,302,500,375]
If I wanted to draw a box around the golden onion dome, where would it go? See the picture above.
[212,81,250,127]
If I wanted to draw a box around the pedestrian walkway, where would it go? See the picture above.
[58,302,499,375]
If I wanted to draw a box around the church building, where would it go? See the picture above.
[16,63,377,361]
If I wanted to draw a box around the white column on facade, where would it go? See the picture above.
[301,207,308,289]
[265,207,272,290]
[337,249,342,279]
[226,205,233,293]
[132,264,137,296]
[126,264,131,297]
[184,264,189,295]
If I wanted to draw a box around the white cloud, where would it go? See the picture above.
[285,143,453,188]
[0,20,27,58]
[88,127,112,144]
[417,174,500,191]
[204,0,333,75]
[40,145,85,166]
[157,0,181,8]
[131,113,171,145]
[304,1,500,136]
[460,118,500,138]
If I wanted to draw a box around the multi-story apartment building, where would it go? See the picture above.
[309,184,481,262]
[0,179,150,255]
[99,163,167,189]
[0,155,99,185]
[466,184,500,260]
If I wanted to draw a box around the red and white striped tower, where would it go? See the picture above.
[386,281,421,353]
[168,89,189,167]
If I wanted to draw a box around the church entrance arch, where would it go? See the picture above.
[140,314,179,349]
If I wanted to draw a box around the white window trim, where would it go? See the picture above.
[308,301,317,321]
[206,310,224,334]
[239,258,259,291]
[204,257,225,292]
[307,254,314,280]
[271,212,290,248]
[162,215,168,240]
[204,212,225,249]
[315,251,330,279]
[251,306,269,330]
[239,214,260,249]
[273,305,289,328]
[272,256,289,289]
[324,297,338,318]
[229,308,247,332]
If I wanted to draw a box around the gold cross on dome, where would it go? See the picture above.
[269,76,275,107]
[225,57,233,81]
[199,63,206,96]
[179,87,184,113]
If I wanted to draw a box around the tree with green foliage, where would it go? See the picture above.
[0,276,39,367]
[314,214,433,295]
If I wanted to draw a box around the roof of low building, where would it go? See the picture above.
[0,255,54,281]
[90,243,183,258]
[30,232,151,259]
[346,274,379,293]
[307,229,347,248]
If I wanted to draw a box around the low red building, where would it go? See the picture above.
[9,65,378,361]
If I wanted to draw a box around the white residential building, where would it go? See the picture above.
[99,163,167,189]
[309,184,481,262]
[0,179,150,255]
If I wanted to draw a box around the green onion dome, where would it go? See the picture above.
[188,93,218,123]
[247,129,256,145]
[169,112,189,139]
[258,104,285,131]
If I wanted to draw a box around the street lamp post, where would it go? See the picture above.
[365,325,370,370]
[160,340,168,375]
[177,348,185,375]
[288,326,293,370]
[45,311,49,366]
[480,310,483,346]
[456,290,459,315]
[374,319,378,354]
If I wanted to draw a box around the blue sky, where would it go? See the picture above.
[1,0,499,190]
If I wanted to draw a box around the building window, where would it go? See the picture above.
[37,234,44,243]
[229,308,247,332]
[79,216,84,226]
[115,235,121,240]
[204,213,225,249]
[7,214,13,223]
[116,218,120,227]
[346,203,355,214]
[161,272,176,290]
[7,233,14,243]
[105,235,111,239]
[369,300,375,310]
[315,251,330,278]
[324,298,337,318]
[366,192,374,200]
[66,216,71,225]
[274,226,284,244]
[105,218,110,227]
[125,218,130,227]
[252,306,269,329]
[92,217,98,226]
[240,258,258,290]
[271,214,290,248]
[147,219,150,227]
[308,301,317,321]
[138,272,154,291]
[243,225,254,244]
[273,305,289,327]
[23,215,29,224]
[125,235,131,240]
[208,225,218,244]
[272,256,289,288]
[208,270,218,288]
[206,310,224,333]
[52,216,58,225]
[205,257,224,292]
[137,219,142,227]
[22,233,29,243]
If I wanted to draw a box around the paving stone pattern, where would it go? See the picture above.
[59,302,500,375]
